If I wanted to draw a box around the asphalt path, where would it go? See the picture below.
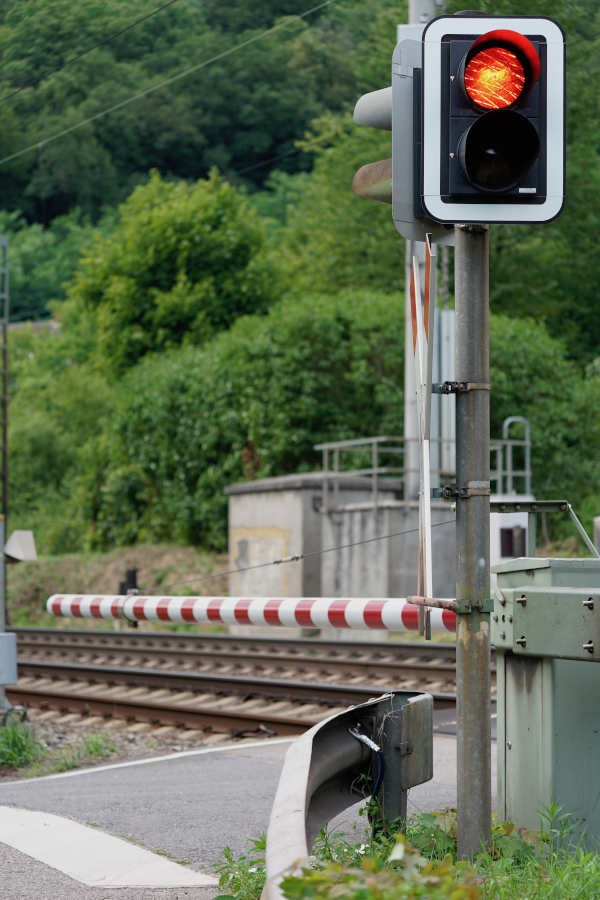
[0,725,497,899]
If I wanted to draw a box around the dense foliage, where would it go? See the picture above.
[64,170,280,374]
[2,0,600,553]
[41,289,403,551]
[0,0,390,228]
[0,209,98,321]
[215,807,600,900]
[10,294,600,554]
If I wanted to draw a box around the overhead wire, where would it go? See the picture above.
[0,0,182,107]
[0,0,337,168]
[159,518,456,592]
[233,145,306,177]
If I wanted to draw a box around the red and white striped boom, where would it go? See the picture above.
[47,595,457,633]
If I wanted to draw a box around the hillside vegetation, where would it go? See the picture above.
[2,0,599,555]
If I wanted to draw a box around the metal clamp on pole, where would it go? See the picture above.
[433,481,490,500]
[432,381,490,394]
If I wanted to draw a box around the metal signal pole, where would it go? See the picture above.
[454,223,492,857]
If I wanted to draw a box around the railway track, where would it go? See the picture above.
[10,628,493,737]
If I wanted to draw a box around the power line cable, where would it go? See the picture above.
[159,518,456,592]
[0,0,182,107]
[0,0,336,168]
[233,145,306,177]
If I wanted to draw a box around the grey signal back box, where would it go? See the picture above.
[493,558,600,847]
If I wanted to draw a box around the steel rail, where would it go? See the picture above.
[14,627,459,660]
[16,638,464,681]
[6,684,311,736]
[16,660,457,708]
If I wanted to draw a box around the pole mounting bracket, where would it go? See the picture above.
[432,381,490,394]
[432,481,490,500]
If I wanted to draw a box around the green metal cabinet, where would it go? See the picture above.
[492,558,600,847]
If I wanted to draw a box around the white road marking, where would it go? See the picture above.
[0,736,295,786]
[0,806,218,888]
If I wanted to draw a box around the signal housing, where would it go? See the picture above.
[421,15,565,224]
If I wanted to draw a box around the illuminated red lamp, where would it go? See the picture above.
[462,30,541,111]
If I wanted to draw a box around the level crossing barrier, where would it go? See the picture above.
[47,594,457,632]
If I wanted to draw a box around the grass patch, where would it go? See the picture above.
[214,806,600,900]
[0,728,118,778]
[82,733,115,759]
[6,544,229,629]
[0,722,43,768]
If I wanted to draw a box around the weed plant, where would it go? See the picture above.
[214,803,600,900]
[214,835,266,900]
[0,722,43,768]
[82,733,115,759]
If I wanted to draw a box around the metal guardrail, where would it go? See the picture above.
[262,690,433,900]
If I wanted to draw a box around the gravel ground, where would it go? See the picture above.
[0,707,240,781]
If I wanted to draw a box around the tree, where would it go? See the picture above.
[73,288,405,550]
[64,170,280,375]
[8,324,117,552]
[0,209,96,321]
[269,114,399,296]
[0,0,387,222]
[64,306,600,553]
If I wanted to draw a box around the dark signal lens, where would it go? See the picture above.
[464,46,526,110]
[458,110,540,192]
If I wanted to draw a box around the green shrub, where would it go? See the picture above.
[280,840,481,899]
[490,316,600,536]
[65,170,281,375]
[75,288,404,550]
[77,301,600,551]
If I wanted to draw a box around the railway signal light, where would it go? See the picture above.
[421,16,565,224]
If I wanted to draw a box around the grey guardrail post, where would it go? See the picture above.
[262,690,433,900]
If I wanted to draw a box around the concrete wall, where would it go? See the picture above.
[321,499,531,600]
[226,473,394,593]
[227,476,322,599]
[225,475,531,639]
[321,501,456,599]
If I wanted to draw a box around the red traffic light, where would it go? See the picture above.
[421,14,564,223]
[462,30,540,110]
[464,46,525,109]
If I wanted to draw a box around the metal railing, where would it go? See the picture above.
[490,417,531,496]
[314,435,404,511]
[315,417,532,511]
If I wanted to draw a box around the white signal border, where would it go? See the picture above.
[421,16,565,224]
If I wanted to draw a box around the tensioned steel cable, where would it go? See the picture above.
[160,518,456,592]
[0,0,337,168]
[0,0,182,107]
